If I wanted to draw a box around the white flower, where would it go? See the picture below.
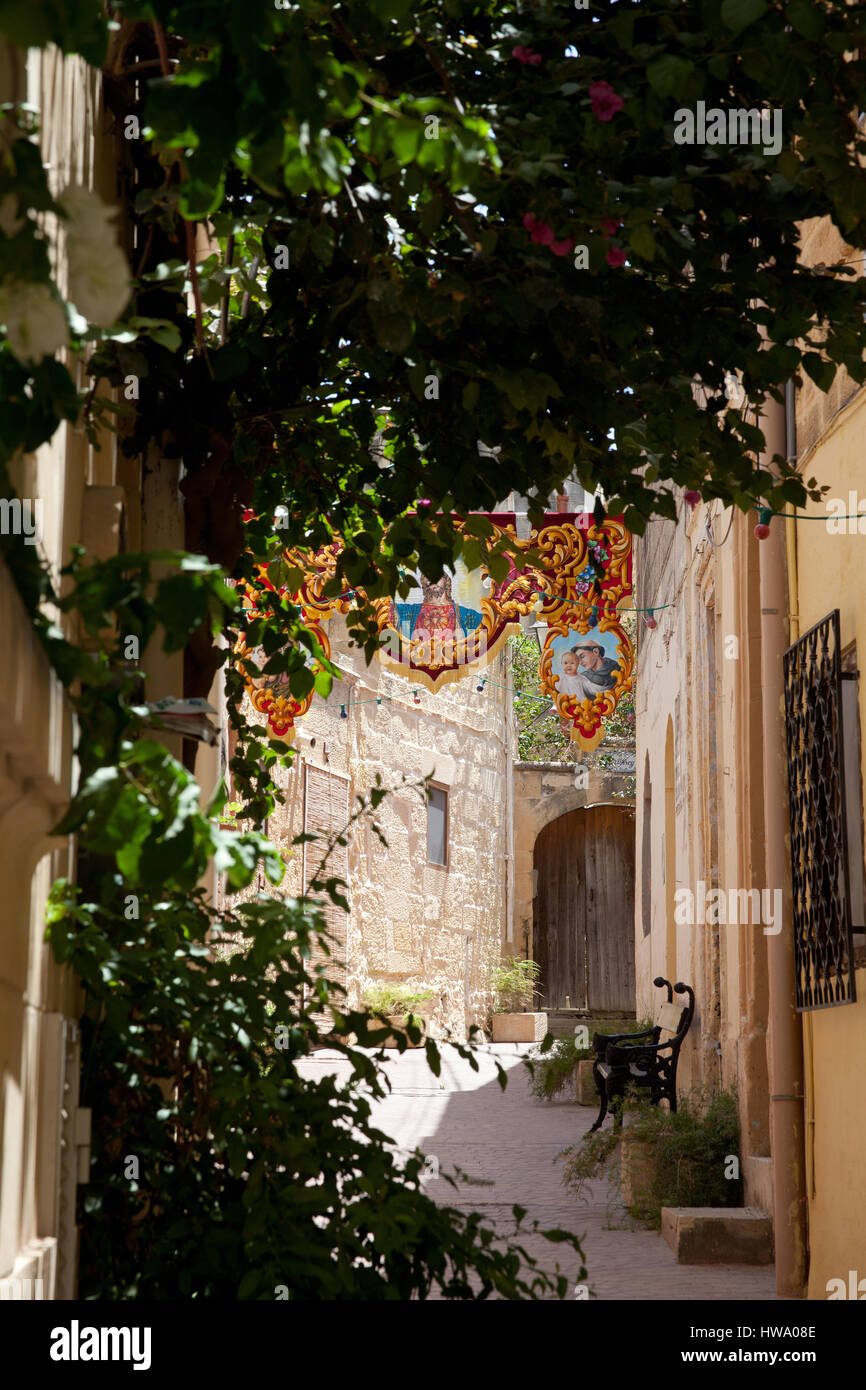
[59,184,131,327]
[0,277,69,361]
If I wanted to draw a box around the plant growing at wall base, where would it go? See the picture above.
[491,956,541,1014]
[528,1018,653,1101]
[559,1085,742,1230]
[362,983,435,1021]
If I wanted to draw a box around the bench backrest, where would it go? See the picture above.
[656,1000,685,1036]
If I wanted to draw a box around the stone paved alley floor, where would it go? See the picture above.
[300,1042,782,1301]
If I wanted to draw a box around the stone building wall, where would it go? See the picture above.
[0,41,134,1298]
[234,614,514,1041]
[634,502,774,1213]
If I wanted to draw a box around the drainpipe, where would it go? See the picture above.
[757,394,808,1298]
[504,641,515,948]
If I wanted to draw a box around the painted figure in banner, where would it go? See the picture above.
[394,572,483,639]
[558,640,620,701]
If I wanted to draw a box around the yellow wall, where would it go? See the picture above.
[794,383,866,1297]
[803,968,866,1299]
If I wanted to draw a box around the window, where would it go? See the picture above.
[427,785,448,866]
[783,611,857,1009]
[641,753,652,937]
[841,644,866,942]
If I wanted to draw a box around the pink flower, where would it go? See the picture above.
[513,45,542,65]
[525,213,574,256]
[589,80,624,121]
[601,216,622,238]
[524,212,553,244]
[606,246,627,268]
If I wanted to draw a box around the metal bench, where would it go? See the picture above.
[589,977,695,1131]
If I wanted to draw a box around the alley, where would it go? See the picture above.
[301,1044,782,1301]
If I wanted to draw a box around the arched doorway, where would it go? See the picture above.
[533,804,635,1012]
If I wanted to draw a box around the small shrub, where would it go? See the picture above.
[528,1036,593,1100]
[528,1018,653,1101]
[362,982,434,1019]
[490,956,540,1013]
[560,1085,742,1228]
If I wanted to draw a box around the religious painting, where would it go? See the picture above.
[368,515,535,692]
[376,557,503,690]
[540,613,634,752]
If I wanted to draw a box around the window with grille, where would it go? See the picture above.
[783,610,858,1009]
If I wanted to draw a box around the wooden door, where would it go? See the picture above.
[533,805,635,1012]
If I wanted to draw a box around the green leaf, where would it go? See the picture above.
[646,55,694,99]
[391,122,422,165]
[785,0,824,41]
[776,150,800,182]
[372,312,414,354]
[628,224,656,262]
[802,353,835,392]
[720,0,768,32]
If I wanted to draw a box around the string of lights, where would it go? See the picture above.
[753,507,866,521]
[320,584,672,619]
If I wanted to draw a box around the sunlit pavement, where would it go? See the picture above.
[298,1043,783,1301]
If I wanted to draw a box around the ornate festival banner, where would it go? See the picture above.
[529,514,634,751]
[234,512,633,744]
[371,514,535,692]
[233,570,331,741]
[540,613,634,751]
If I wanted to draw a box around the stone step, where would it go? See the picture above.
[661,1207,774,1265]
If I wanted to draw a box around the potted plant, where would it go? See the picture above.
[218,800,244,830]
[361,983,435,1048]
[489,956,547,1042]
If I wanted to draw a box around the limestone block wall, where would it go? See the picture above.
[237,615,513,1040]
[512,761,635,960]
[634,503,773,1209]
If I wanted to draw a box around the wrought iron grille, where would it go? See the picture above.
[783,610,856,1009]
